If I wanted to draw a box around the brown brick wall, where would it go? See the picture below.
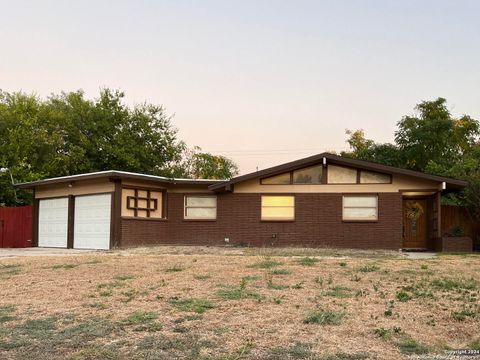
[120,193,403,250]
[436,236,473,252]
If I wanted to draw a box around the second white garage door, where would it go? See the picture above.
[74,194,111,250]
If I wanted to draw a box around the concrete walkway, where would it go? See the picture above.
[0,247,100,259]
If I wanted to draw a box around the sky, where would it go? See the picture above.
[1,0,479,174]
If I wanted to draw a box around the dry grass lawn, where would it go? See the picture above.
[0,246,479,360]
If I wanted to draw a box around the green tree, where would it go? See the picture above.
[1,88,239,206]
[179,146,239,179]
[395,98,479,171]
[342,129,402,167]
[343,97,480,217]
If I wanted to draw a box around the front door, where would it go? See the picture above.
[403,199,428,249]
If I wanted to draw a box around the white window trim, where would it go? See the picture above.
[261,195,295,221]
[184,195,217,220]
[342,195,378,221]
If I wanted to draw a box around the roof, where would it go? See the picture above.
[16,170,226,189]
[208,153,468,191]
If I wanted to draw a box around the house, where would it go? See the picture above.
[17,153,467,251]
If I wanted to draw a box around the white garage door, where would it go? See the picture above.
[38,198,69,248]
[74,194,111,250]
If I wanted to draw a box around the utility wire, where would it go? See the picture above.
[201,147,349,156]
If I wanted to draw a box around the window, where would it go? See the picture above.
[261,165,324,185]
[261,196,295,221]
[184,196,217,220]
[261,172,291,185]
[327,165,357,184]
[293,165,322,184]
[360,171,390,184]
[342,195,378,221]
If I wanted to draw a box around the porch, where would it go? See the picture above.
[402,190,476,252]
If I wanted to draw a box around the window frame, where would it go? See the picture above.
[342,194,379,222]
[359,170,392,184]
[259,164,392,186]
[292,165,323,184]
[183,195,217,221]
[326,165,358,184]
[260,172,293,185]
[260,165,324,185]
[261,195,295,222]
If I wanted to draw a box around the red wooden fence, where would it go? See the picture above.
[0,206,33,248]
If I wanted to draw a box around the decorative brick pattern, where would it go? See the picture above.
[121,193,403,250]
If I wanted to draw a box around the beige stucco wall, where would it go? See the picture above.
[35,179,115,199]
[121,188,163,218]
[167,185,215,193]
[121,179,213,194]
[233,174,441,193]
[121,179,166,190]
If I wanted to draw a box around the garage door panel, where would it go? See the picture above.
[74,194,111,250]
[38,198,68,248]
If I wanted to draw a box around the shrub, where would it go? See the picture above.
[113,275,134,281]
[271,268,291,275]
[374,327,401,340]
[396,291,411,302]
[0,264,21,278]
[166,264,185,272]
[121,311,157,325]
[450,225,464,237]
[358,264,379,273]
[292,282,304,289]
[0,305,16,323]
[297,257,319,266]
[242,275,261,281]
[193,274,211,280]
[169,298,216,314]
[470,338,480,350]
[97,281,125,289]
[322,286,352,298]
[268,283,289,290]
[374,328,391,340]
[350,274,362,282]
[99,290,113,297]
[121,288,137,303]
[52,263,78,270]
[248,259,283,269]
[396,338,430,355]
[266,274,289,290]
[270,342,314,359]
[303,310,345,325]
[431,278,477,291]
[217,285,264,301]
[452,309,477,321]
[323,352,370,360]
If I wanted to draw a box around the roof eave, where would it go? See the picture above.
[16,170,225,189]
[208,153,468,191]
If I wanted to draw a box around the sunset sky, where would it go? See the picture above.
[1,0,479,173]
